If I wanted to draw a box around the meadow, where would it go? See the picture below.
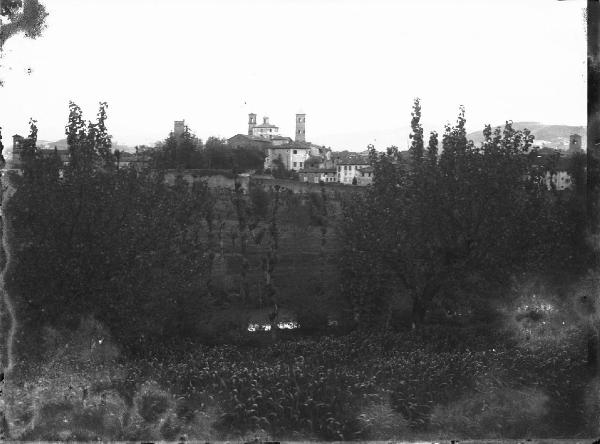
[4,315,596,441]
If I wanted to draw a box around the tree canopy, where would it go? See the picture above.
[340,99,589,328]
[0,0,48,85]
[6,103,216,355]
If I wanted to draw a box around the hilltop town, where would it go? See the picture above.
[9,112,585,193]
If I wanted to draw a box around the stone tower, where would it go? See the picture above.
[174,120,185,140]
[11,134,25,166]
[248,113,257,136]
[295,113,306,142]
[569,134,582,153]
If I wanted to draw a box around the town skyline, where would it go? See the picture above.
[0,0,587,151]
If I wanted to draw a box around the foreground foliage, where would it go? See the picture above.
[5,319,594,441]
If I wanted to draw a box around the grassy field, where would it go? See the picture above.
[4,317,597,441]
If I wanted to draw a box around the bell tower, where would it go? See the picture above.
[295,113,306,142]
[248,113,257,136]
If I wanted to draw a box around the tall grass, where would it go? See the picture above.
[3,317,594,440]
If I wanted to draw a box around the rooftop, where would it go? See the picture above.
[269,142,312,150]
[228,134,273,143]
[336,157,370,165]
[300,168,337,173]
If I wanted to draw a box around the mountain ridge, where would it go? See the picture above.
[466,122,586,150]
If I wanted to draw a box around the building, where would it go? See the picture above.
[568,134,583,154]
[335,157,370,184]
[173,120,185,139]
[529,147,580,191]
[295,113,306,142]
[227,134,274,150]
[249,116,280,139]
[271,135,294,146]
[299,168,337,184]
[229,112,334,173]
[117,151,151,171]
[264,142,312,171]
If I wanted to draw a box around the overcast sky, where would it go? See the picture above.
[0,0,587,151]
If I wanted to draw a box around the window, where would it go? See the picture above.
[299,162,303,168]
[293,162,297,167]
[293,150,297,154]
[344,166,347,170]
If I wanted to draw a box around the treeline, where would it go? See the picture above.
[6,103,213,355]
[3,99,592,360]
[145,129,265,172]
[3,100,598,441]
[339,99,591,330]
[4,102,334,358]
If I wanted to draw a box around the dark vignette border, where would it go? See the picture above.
[588,0,600,268]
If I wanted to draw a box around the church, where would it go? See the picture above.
[227,113,331,172]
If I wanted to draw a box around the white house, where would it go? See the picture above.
[336,158,370,184]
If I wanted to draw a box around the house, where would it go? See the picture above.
[529,146,581,191]
[265,142,312,171]
[299,168,337,184]
[117,151,151,171]
[335,156,370,184]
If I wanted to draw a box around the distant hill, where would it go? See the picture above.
[314,126,415,152]
[466,123,586,150]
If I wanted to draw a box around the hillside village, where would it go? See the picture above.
[9,113,585,192]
